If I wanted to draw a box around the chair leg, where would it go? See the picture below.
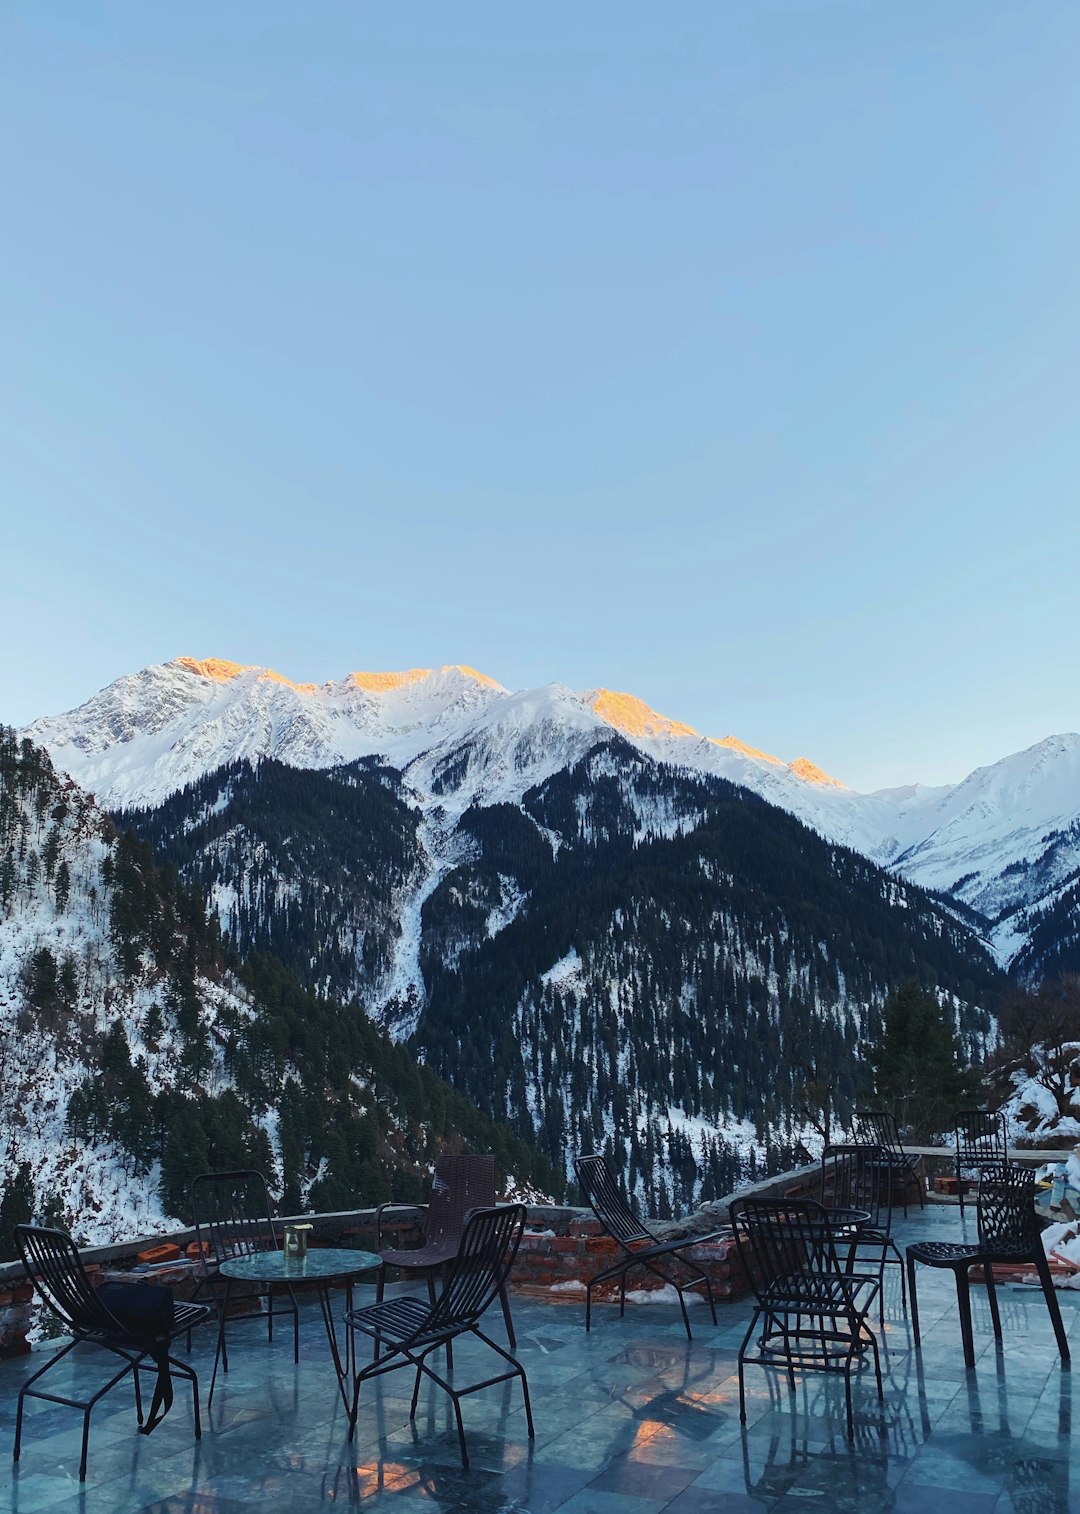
[1033,1250,1071,1365]
[736,1312,759,1424]
[907,1254,921,1347]
[957,1163,966,1216]
[497,1281,517,1349]
[983,1263,1002,1340]
[955,1267,975,1369]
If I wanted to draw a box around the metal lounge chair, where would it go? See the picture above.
[190,1169,299,1396]
[344,1203,533,1470]
[906,1162,1070,1370]
[13,1225,210,1481]
[854,1111,925,1214]
[573,1152,725,1339]
[952,1109,1009,1215]
[730,1196,884,1440]
[373,1153,516,1361]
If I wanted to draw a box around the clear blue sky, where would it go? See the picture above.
[3,2,1078,790]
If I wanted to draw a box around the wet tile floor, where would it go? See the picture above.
[1,1204,1078,1512]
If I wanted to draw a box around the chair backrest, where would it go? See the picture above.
[820,1144,895,1233]
[729,1197,840,1301]
[15,1225,127,1337]
[423,1155,496,1251]
[854,1111,905,1157]
[191,1170,278,1264]
[954,1110,1008,1166]
[977,1163,1038,1255]
[574,1153,655,1247]
[425,1204,526,1332]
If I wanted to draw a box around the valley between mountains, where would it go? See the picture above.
[5,655,1080,1240]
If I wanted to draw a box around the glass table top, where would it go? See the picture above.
[218,1247,380,1284]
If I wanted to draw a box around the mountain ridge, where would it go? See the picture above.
[21,657,1080,973]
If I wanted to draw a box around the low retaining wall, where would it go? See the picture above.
[0,1157,894,1359]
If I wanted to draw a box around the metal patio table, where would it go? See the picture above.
[210,1247,379,1410]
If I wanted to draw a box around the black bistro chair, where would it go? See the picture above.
[855,1111,925,1214]
[344,1204,533,1470]
[13,1225,211,1481]
[906,1163,1070,1370]
[190,1169,299,1381]
[820,1143,907,1318]
[953,1110,1009,1214]
[574,1152,726,1339]
[373,1153,516,1361]
[730,1196,883,1440]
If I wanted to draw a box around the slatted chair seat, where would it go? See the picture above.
[574,1152,725,1339]
[345,1204,533,1470]
[762,1273,879,1314]
[906,1163,1070,1370]
[13,1226,211,1482]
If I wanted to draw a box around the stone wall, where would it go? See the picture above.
[0,1163,837,1358]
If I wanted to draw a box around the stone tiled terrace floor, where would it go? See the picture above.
[2,1203,1078,1513]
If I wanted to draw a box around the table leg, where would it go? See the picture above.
[208,1278,232,1409]
[316,1282,353,1414]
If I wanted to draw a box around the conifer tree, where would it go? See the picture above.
[866,981,978,1138]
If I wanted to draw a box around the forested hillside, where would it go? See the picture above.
[119,735,1004,1215]
[0,730,555,1249]
[413,745,1003,1213]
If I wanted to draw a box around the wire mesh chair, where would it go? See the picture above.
[906,1163,1070,1370]
[953,1110,1009,1215]
[373,1154,515,1362]
[730,1196,884,1440]
[819,1143,907,1319]
[345,1204,533,1470]
[854,1111,925,1214]
[13,1225,210,1481]
[574,1152,726,1339]
[190,1169,298,1379]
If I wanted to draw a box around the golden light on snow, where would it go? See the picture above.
[346,665,503,693]
[590,689,700,741]
[708,734,784,767]
[787,756,845,789]
[174,657,318,694]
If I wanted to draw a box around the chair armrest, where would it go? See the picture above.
[374,1202,429,1250]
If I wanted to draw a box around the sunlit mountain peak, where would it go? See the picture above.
[172,657,318,694]
[788,756,846,789]
[345,665,504,694]
[708,734,784,767]
[589,689,699,741]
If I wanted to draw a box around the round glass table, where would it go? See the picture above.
[210,1247,379,1411]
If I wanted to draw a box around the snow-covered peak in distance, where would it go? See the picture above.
[21,656,1080,968]
[24,657,507,809]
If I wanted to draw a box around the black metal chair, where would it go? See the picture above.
[574,1152,725,1340]
[906,1163,1071,1370]
[13,1225,211,1481]
[344,1204,533,1470]
[953,1110,1009,1215]
[190,1169,298,1381]
[854,1111,925,1214]
[373,1154,516,1362]
[730,1196,884,1440]
[820,1143,907,1319]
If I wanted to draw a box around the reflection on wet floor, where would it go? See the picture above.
[1,1204,1077,1511]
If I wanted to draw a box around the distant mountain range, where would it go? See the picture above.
[4,657,1028,1215]
[24,657,1080,973]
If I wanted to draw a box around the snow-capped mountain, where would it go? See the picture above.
[22,657,1080,972]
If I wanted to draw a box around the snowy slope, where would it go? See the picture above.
[22,657,1080,970]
